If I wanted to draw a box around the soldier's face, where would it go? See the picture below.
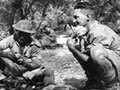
[73,9,88,26]
[72,9,88,36]
[15,30,31,44]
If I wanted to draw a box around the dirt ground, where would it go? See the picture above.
[40,46,87,89]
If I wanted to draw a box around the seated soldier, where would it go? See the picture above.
[0,20,55,87]
[67,2,120,90]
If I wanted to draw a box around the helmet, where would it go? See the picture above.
[12,20,36,34]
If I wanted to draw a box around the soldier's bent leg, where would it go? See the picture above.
[0,57,27,76]
[0,57,19,75]
[90,45,118,88]
[32,68,55,86]
[0,57,5,71]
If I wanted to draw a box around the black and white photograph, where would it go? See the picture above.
[0,0,120,90]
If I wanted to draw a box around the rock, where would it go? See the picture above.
[42,85,56,90]
[42,85,77,90]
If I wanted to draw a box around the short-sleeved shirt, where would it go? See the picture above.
[86,21,120,55]
[85,21,120,81]
[0,35,42,65]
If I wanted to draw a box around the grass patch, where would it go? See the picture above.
[40,48,87,89]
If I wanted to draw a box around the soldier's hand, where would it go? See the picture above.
[15,53,24,64]
[67,38,77,52]
[67,38,76,47]
[15,53,21,59]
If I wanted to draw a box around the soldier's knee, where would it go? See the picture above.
[1,57,14,68]
[90,46,108,64]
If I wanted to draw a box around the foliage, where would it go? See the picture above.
[0,0,14,35]
[0,0,75,38]
[86,0,120,32]
[0,0,120,43]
